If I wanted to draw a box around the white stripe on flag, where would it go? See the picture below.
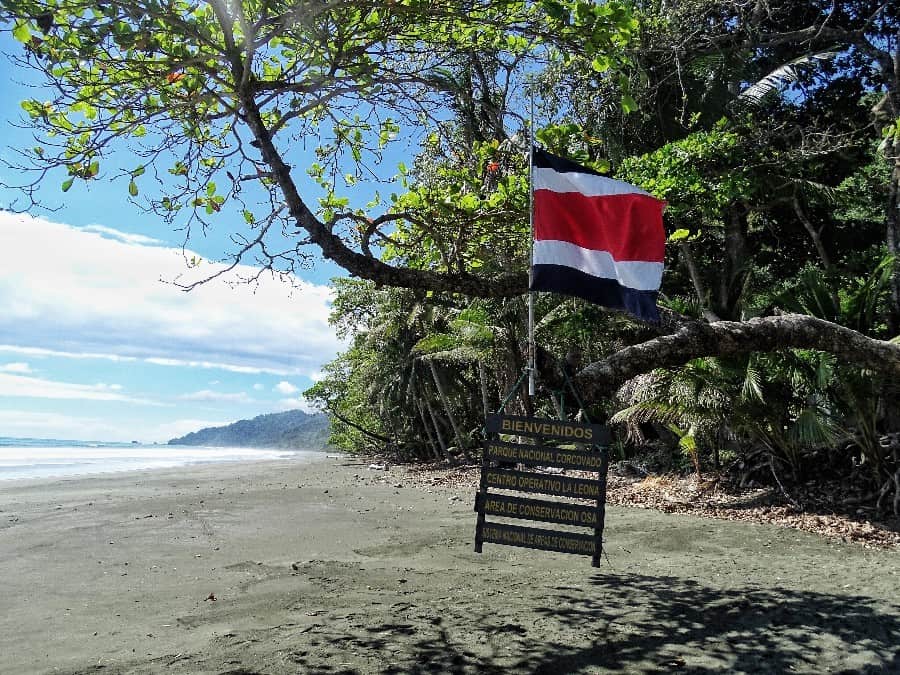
[533,166,651,197]
[532,240,663,291]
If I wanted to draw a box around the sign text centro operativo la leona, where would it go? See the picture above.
[474,415,610,567]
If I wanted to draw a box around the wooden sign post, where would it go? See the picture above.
[474,415,610,567]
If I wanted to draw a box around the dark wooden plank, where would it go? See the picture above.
[483,440,605,471]
[481,521,596,556]
[474,444,489,554]
[475,492,598,528]
[485,414,610,444]
[592,450,610,568]
[483,468,604,499]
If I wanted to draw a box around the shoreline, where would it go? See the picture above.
[0,443,329,483]
[2,456,898,673]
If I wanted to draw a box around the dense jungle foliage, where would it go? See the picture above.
[303,1,900,514]
[2,0,899,512]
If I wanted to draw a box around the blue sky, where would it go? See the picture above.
[0,31,390,442]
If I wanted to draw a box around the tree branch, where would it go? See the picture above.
[239,91,527,298]
[574,314,900,402]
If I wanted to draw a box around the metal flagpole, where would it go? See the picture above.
[527,92,536,397]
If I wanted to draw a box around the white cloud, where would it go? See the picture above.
[0,345,137,362]
[95,382,123,391]
[80,224,164,246]
[253,383,264,391]
[0,362,32,373]
[143,357,293,375]
[0,410,122,441]
[277,396,320,414]
[0,372,158,405]
[0,213,344,376]
[275,380,299,394]
[0,346,292,375]
[180,389,253,403]
[0,410,230,443]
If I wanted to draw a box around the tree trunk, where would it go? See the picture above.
[423,394,449,461]
[679,240,721,322]
[885,131,900,336]
[478,359,491,420]
[503,314,533,417]
[792,194,833,274]
[428,360,471,461]
[717,205,749,320]
[326,405,392,447]
[416,398,442,461]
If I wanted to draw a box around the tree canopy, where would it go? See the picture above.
[3,0,900,508]
[2,0,637,292]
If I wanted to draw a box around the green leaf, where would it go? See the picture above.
[591,55,611,73]
[543,0,567,22]
[131,165,145,177]
[128,180,139,196]
[61,178,74,192]
[459,194,479,212]
[621,93,637,114]
[668,228,691,242]
[12,22,31,44]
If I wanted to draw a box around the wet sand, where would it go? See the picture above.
[1,455,898,674]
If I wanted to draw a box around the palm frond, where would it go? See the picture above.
[736,52,837,107]
[789,177,842,206]
[416,346,483,364]
[741,358,764,403]
[610,400,683,428]
[843,254,897,334]
[787,407,840,449]
[776,265,840,322]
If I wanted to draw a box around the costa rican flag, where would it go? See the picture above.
[530,148,666,323]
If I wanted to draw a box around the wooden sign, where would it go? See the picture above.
[484,439,605,471]
[485,414,610,444]
[474,415,610,567]
[483,467,604,499]
[475,492,598,527]
[481,521,596,556]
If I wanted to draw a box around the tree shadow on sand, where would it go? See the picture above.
[288,572,900,674]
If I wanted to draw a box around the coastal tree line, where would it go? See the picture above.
[1,0,899,512]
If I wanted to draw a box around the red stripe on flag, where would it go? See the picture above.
[534,189,665,263]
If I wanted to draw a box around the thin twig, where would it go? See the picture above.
[769,455,802,510]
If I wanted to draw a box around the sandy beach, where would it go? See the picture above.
[1,454,898,674]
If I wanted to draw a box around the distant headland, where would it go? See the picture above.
[168,409,330,449]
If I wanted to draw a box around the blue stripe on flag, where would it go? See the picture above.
[531,264,660,323]
[532,147,604,177]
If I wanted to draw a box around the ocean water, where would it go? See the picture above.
[0,437,321,482]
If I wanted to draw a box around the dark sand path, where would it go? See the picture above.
[1,456,897,674]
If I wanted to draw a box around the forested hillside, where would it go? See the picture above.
[168,410,330,449]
